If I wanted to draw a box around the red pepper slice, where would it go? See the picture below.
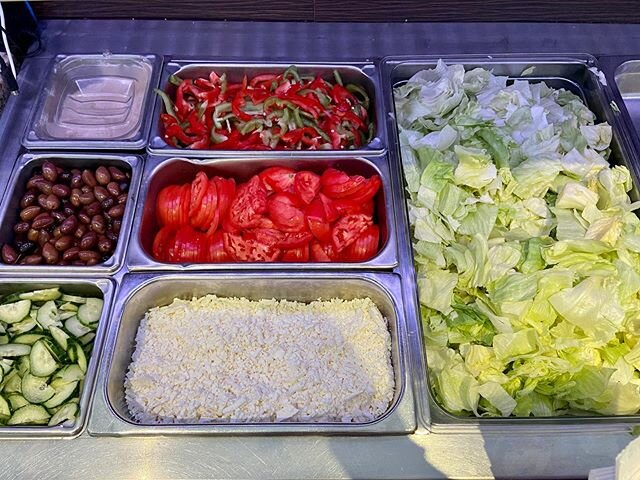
[232,90,253,122]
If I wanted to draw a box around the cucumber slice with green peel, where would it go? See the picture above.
[48,401,78,426]
[59,302,78,312]
[0,323,5,334]
[60,294,86,304]
[13,333,46,346]
[8,393,29,410]
[0,293,23,304]
[3,371,21,394]
[67,341,87,373]
[0,367,3,385]
[36,301,60,330]
[16,356,30,377]
[58,311,77,321]
[21,373,55,404]
[8,318,37,336]
[77,332,95,346]
[0,344,31,357]
[49,326,69,351]
[77,298,103,326]
[0,395,10,423]
[7,404,50,425]
[64,316,91,337]
[43,381,77,409]
[29,340,59,377]
[0,335,8,345]
[54,364,84,384]
[19,288,61,302]
[0,300,31,324]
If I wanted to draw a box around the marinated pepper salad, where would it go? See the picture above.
[395,61,640,417]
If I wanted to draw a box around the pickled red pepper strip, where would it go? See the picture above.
[156,66,373,150]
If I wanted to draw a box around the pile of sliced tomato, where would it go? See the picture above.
[152,166,382,263]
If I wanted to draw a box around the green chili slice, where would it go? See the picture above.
[154,88,178,119]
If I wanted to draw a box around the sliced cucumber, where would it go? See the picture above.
[8,318,37,336]
[16,356,30,377]
[58,311,77,321]
[36,301,61,330]
[59,302,78,312]
[48,401,78,427]
[67,341,87,373]
[64,316,91,337]
[19,288,61,302]
[30,340,58,377]
[0,300,31,324]
[7,404,50,425]
[22,373,55,404]
[49,326,69,351]
[0,335,8,345]
[43,381,77,409]
[78,332,95,346]
[2,371,21,394]
[0,359,13,374]
[60,294,86,304]
[8,393,29,410]
[0,344,31,357]
[54,364,84,384]
[77,298,103,326]
[0,395,10,423]
[0,323,5,334]
[0,367,3,385]
[13,333,46,346]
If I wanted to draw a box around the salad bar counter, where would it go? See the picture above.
[0,19,640,479]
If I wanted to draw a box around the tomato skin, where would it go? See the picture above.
[277,231,313,249]
[152,225,178,261]
[171,225,207,262]
[206,231,230,262]
[213,176,236,221]
[223,233,282,262]
[189,171,209,217]
[310,240,339,262]
[282,244,310,262]
[294,170,321,204]
[321,168,366,199]
[253,228,284,247]
[346,175,382,203]
[192,177,218,231]
[267,193,306,232]
[157,185,187,227]
[229,175,268,228]
[319,193,340,222]
[259,166,296,193]
[333,198,375,217]
[342,225,380,262]
[178,184,191,226]
[332,214,373,252]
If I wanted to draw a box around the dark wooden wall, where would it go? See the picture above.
[31,0,640,23]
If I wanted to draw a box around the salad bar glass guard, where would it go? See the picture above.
[0,43,639,477]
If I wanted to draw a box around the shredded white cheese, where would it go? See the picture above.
[124,295,395,424]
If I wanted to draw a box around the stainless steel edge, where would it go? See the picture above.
[125,154,398,271]
[88,271,415,436]
[22,54,162,151]
[381,53,640,434]
[0,152,144,276]
[0,276,115,438]
[146,59,386,158]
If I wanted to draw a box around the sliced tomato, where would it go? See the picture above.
[277,231,313,249]
[321,168,368,199]
[282,245,310,262]
[221,213,241,234]
[310,240,339,262]
[189,171,209,217]
[171,225,207,263]
[294,170,321,204]
[332,214,373,252]
[152,225,177,261]
[206,231,230,262]
[178,184,191,225]
[258,166,296,193]
[256,217,277,229]
[229,175,268,228]
[156,185,185,227]
[192,177,218,231]
[305,198,332,243]
[333,198,375,217]
[223,233,282,262]
[319,193,340,222]
[213,177,236,220]
[346,175,382,203]
[343,225,380,262]
[267,193,306,232]
[320,167,350,189]
[253,228,284,247]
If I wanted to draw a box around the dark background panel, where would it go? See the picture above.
[30,0,640,23]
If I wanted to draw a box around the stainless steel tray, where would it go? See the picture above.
[0,153,143,275]
[0,277,114,438]
[147,60,386,158]
[382,53,640,433]
[23,54,161,150]
[126,155,398,270]
[88,272,415,435]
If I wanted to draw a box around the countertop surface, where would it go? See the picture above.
[0,19,639,480]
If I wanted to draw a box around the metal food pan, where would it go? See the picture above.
[126,155,397,270]
[382,54,640,433]
[0,277,114,438]
[147,60,385,158]
[88,272,414,436]
[23,54,162,150]
[0,153,143,275]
